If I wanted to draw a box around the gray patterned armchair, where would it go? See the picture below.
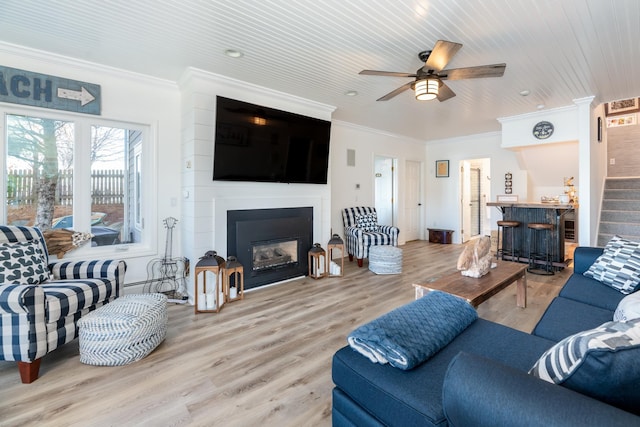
[342,207,399,267]
[0,226,126,383]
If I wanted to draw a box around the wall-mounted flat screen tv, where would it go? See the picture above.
[213,96,331,184]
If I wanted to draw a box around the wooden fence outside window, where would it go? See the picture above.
[7,169,124,205]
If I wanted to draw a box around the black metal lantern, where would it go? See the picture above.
[194,251,226,314]
[308,243,327,279]
[224,255,244,303]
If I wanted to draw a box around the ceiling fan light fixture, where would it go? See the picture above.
[415,78,439,101]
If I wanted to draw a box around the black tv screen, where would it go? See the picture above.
[213,96,331,184]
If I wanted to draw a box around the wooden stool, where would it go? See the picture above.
[496,220,521,261]
[527,223,554,275]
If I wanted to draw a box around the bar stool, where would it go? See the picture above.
[527,222,554,275]
[496,220,521,261]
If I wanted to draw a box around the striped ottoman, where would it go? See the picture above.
[78,293,168,366]
[369,245,403,275]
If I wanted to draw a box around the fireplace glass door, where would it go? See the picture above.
[252,239,298,271]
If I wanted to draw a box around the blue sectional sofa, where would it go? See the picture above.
[332,246,640,426]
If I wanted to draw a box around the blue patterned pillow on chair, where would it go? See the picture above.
[355,213,379,232]
[0,241,49,284]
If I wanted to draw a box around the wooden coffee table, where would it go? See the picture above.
[413,261,527,308]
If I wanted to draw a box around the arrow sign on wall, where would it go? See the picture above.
[0,65,101,115]
[57,87,96,106]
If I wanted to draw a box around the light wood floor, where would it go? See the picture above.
[0,240,573,427]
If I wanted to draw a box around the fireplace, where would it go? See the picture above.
[227,207,313,289]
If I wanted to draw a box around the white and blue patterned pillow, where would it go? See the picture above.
[614,291,640,321]
[355,213,379,232]
[529,318,640,413]
[583,235,640,294]
[0,241,49,284]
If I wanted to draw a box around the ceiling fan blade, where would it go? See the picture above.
[440,63,506,80]
[424,40,462,72]
[437,82,456,102]
[377,82,414,101]
[360,70,417,78]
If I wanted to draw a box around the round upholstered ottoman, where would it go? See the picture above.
[78,293,168,366]
[368,245,403,274]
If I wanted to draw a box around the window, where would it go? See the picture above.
[3,108,151,253]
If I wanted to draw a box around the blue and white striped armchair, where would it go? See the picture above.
[342,207,399,267]
[0,226,126,383]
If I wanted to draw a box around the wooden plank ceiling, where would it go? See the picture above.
[0,0,638,140]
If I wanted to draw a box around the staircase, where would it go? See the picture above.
[597,177,640,246]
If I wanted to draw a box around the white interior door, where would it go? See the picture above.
[404,160,421,241]
[374,155,394,226]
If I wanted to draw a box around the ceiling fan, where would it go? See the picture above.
[359,40,506,102]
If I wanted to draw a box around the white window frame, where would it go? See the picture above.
[0,104,157,259]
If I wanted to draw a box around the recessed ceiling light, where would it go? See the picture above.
[537,104,545,110]
[344,90,358,97]
[519,90,530,96]
[224,49,244,58]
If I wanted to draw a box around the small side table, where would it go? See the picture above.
[428,228,454,244]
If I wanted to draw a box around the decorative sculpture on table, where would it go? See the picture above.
[144,217,189,302]
[456,236,493,278]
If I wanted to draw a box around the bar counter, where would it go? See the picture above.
[487,201,577,269]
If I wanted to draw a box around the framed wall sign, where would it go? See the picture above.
[606,114,637,128]
[605,98,640,116]
[435,160,449,178]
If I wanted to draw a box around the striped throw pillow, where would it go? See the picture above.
[583,235,640,294]
[529,318,640,413]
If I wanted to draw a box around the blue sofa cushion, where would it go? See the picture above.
[559,273,625,311]
[0,241,49,284]
[443,352,640,427]
[583,235,640,294]
[333,318,555,427]
[532,296,614,342]
[573,246,604,274]
[347,290,477,370]
[530,317,640,415]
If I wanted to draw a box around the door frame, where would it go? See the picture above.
[459,158,491,242]
[374,155,398,227]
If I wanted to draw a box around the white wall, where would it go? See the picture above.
[499,105,578,148]
[0,42,182,285]
[330,121,427,243]
[425,132,524,242]
[511,141,579,201]
[179,68,335,301]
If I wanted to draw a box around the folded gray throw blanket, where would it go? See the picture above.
[347,290,478,370]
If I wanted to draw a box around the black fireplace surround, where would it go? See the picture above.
[227,207,313,290]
